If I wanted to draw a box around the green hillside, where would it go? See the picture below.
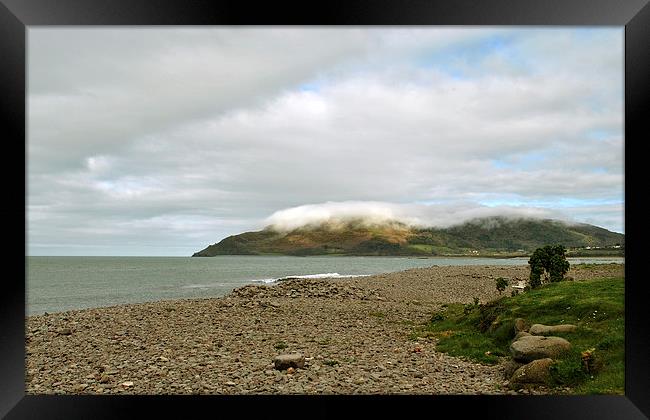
[192,217,624,257]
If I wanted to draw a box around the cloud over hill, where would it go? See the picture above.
[264,201,572,231]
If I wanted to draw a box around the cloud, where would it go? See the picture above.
[27,28,624,255]
[264,201,567,231]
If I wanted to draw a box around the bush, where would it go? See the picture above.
[463,303,475,315]
[549,354,589,386]
[490,319,516,346]
[475,300,506,333]
[430,312,446,322]
[528,245,570,289]
[464,297,481,315]
[495,277,508,294]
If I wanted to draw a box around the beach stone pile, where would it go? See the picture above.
[230,279,383,301]
[506,319,577,388]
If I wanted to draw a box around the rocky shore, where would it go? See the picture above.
[25,263,623,395]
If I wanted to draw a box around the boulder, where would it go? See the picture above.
[273,353,306,370]
[509,358,555,386]
[510,335,571,363]
[529,324,577,335]
[513,331,531,341]
[502,359,525,379]
[514,318,527,333]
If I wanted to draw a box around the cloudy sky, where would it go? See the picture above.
[27,27,624,256]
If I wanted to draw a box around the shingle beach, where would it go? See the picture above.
[25,263,623,395]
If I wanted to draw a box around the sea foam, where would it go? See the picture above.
[251,272,370,284]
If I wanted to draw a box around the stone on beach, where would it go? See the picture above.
[510,335,571,363]
[509,358,555,386]
[57,327,72,336]
[513,331,531,341]
[274,353,306,370]
[502,359,525,379]
[529,324,577,335]
[513,318,527,333]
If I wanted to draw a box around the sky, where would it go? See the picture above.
[27,27,624,256]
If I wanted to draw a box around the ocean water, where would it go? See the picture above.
[26,255,624,315]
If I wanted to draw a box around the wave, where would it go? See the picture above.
[181,282,228,289]
[182,273,370,288]
[250,278,279,284]
[251,272,370,284]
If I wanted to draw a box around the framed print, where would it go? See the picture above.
[1,0,649,418]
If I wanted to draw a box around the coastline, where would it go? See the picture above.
[25,263,624,395]
[26,255,624,316]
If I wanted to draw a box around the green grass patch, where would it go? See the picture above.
[274,341,288,350]
[408,244,434,253]
[417,276,624,394]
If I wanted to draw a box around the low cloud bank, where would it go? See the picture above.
[264,201,572,231]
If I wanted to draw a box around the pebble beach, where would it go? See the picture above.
[25,263,624,395]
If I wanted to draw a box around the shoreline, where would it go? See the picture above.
[27,257,624,316]
[26,263,624,395]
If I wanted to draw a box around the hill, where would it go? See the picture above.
[192,216,624,257]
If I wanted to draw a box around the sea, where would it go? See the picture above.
[26,255,624,315]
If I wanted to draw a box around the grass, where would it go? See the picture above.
[408,244,434,253]
[416,276,624,394]
[317,338,331,346]
[572,262,622,270]
[273,341,288,350]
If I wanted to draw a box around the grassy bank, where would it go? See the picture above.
[416,276,624,394]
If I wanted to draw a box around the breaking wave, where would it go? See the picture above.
[182,282,229,289]
[251,272,370,284]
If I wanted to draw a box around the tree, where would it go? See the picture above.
[495,277,508,294]
[528,245,570,289]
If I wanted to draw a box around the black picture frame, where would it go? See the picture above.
[2,0,648,418]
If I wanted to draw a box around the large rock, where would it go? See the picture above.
[510,335,571,363]
[513,331,531,341]
[514,318,527,333]
[273,353,305,370]
[502,359,525,380]
[529,324,577,335]
[509,358,554,386]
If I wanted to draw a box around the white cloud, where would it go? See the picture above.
[264,201,565,231]
[27,27,624,255]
